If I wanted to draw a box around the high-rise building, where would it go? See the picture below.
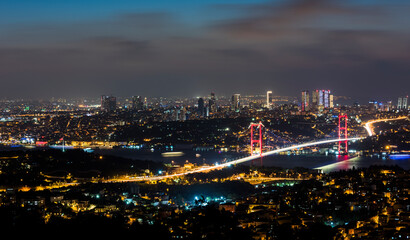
[101,95,116,112]
[144,97,148,109]
[180,107,187,121]
[329,94,334,108]
[209,92,217,114]
[311,90,319,109]
[266,91,273,109]
[398,96,408,110]
[301,90,309,111]
[316,90,331,108]
[198,98,205,117]
[386,101,393,111]
[174,108,180,121]
[132,96,144,110]
[318,90,324,106]
[231,94,241,112]
[311,90,332,110]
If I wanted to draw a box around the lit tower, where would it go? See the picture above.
[209,92,217,114]
[338,114,348,155]
[266,91,273,109]
[231,94,241,112]
[101,95,116,112]
[301,90,309,111]
[250,122,264,165]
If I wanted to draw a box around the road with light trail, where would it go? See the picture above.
[364,116,408,136]
[105,137,363,183]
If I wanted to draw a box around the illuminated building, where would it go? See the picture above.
[101,95,116,112]
[398,96,408,110]
[301,90,309,111]
[132,96,144,110]
[386,101,393,111]
[144,97,148,109]
[329,94,334,108]
[231,94,241,112]
[266,91,273,109]
[209,92,217,114]
[180,107,187,121]
[311,90,319,110]
[312,90,332,110]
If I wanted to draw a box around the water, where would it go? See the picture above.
[2,145,408,173]
[94,148,248,166]
[316,155,410,173]
[94,148,410,173]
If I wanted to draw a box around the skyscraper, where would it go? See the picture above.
[386,101,393,111]
[311,90,319,109]
[209,92,217,114]
[301,90,309,111]
[180,107,187,121]
[198,98,205,117]
[231,94,241,112]
[132,96,144,110]
[101,95,116,112]
[398,96,408,110]
[310,90,332,111]
[329,94,334,108]
[315,90,331,108]
[266,91,273,109]
[144,97,148,109]
[324,90,330,108]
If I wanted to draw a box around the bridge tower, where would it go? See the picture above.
[338,114,348,155]
[250,122,264,164]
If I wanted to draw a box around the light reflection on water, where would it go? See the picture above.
[316,155,410,173]
[94,148,410,173]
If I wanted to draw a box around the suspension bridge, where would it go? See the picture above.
[107,114,364,183]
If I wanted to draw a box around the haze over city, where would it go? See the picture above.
[1,0,409,101]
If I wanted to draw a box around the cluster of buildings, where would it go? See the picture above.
[101,95,148,112]
[397,96,408,111]
[300,90,408,113]
[1,163,409,239]
[196,91,275,118]
[301,89,334,111]
[0,90,407,152]
[100,91,278,117]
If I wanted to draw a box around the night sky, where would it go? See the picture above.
[1,0,409,102]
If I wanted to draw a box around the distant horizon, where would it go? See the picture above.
[0,91,406,106]
[1,0,409,102]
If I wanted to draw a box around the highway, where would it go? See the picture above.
[12,117,408,190]
[112,116,408,182]
[364,116,408,136]
[106,137,363,183]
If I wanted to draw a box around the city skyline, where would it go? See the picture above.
[1,0,410,101]
[0,1,409,237]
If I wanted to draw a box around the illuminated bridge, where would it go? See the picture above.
[99,116,409,183]
[107,137,362,183]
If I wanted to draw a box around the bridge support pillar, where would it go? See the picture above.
[338,114,348,155]
[250,122,264,165]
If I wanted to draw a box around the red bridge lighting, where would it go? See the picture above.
[250,121,264,165]
[338,114,348,155]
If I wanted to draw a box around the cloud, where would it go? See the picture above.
[212,0,384,39]
[0,1,409,100]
